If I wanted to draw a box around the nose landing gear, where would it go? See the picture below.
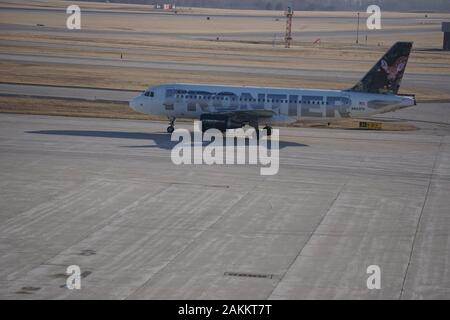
[167,117,176,133]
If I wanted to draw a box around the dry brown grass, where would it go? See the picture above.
[1,60,448,102]
[0,60,350,91]
[292,118,417,131]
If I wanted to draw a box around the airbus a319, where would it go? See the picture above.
[129,42,415,136]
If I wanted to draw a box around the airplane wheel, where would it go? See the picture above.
[167,126,174,133]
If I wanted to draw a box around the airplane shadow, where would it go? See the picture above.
[27,130,308,149]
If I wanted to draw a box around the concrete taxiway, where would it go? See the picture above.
[0,102,449,299]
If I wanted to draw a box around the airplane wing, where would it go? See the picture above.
[207,109,275,120]
[200,109,275,131]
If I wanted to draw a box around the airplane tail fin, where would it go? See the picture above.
[348,42,413,95]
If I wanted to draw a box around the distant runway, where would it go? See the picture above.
[0,102,449,299]
[0,83,138,102]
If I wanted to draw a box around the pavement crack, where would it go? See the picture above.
[267,179,349,299]
[399,135,444,299]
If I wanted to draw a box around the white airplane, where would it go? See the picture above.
[129,42,415,136]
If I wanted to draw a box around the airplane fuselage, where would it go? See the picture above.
[130,83,415,125]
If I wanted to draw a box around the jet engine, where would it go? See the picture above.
[200,114,243,132]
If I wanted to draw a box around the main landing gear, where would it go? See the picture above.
[249,122,272,140]
[167,117,176,133]
[263,125,273,137]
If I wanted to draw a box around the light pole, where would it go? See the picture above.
[356,12,360,44]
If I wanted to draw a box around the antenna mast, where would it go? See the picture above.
[285,7,294,48]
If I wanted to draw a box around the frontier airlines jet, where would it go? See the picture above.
[129,42,415,136]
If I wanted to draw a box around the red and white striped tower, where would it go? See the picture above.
[285,7,294,48]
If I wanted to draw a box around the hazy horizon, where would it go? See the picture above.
[74,0,450,12]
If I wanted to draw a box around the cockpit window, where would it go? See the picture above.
[144,91,154,97]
